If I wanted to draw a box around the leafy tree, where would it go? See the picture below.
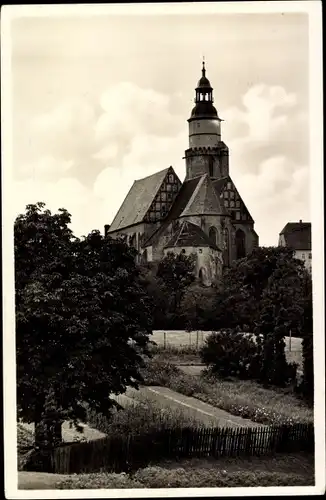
[181,282,215,333]
[255,251,306,386]
[200,329,262,380]
[212,246,307,333]
[156,252,196,317]
[138,263,171,330]
[300,271,314,404]
[15,203,152,450]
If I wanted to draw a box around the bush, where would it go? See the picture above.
[56,472,144,489]
[200,330,263,380]
[86,397,201,437]
[133,466,312,488]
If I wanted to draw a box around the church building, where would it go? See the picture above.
[105,62,259,286]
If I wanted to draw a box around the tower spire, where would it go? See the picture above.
[202,57,206,77]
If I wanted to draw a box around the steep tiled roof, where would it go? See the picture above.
[165,220,221,251]
[108,168,171,232]
[280,222,311,250]
[181,174,225,217]
[144,176,202,246]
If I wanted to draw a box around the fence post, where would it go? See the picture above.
[289,329,292,352]
[196,331,199,350]
[164,331,166,349]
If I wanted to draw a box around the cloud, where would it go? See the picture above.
[13,80,309,246]
[222,85,309,245]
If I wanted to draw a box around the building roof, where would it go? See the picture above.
[108,167,172,233]
[165,220,221,251]
[280,222,311,250]
[181,174,225,217]
[144,176,202,246]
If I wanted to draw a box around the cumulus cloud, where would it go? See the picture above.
[222,85,310,245]
[13,80,309,246]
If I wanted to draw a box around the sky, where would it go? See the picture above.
[9,5,311,246]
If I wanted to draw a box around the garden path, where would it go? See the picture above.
[125,386,266,428]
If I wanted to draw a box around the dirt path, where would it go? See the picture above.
[126,386,265,428]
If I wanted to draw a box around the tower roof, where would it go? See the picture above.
[189,60,220,121]
[196,61,212,89]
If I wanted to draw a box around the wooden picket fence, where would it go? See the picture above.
[43,422,314,474]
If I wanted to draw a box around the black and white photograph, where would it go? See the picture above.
[2,1,324,497]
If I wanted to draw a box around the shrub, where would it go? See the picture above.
[133,466,312,488]
[86,397,201,437]
[200,330,263,380]
[56,472,144,489]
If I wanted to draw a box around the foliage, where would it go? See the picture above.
[212,246,307,332]
[56,472,144,489]
[15,203,152,447]
[181,282,216,332]
[156,252,196,315]
[53,467,312,489]
[300,272,314,404]
[86,397,201,437]
[200,330,263,380]
[133,466,312,488]
[255,252,307,386]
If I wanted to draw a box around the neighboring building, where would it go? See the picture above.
[279,220,312,273]
[106,62,259,286]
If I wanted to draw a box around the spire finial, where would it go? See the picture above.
[202,56,206,76]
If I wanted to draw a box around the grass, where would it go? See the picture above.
[140,358,313,426]
[48,452,314,488]
[86,395,204,437]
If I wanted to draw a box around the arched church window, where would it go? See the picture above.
[209,226,218,246]
[236,229,246,259]
[209,157,214,177]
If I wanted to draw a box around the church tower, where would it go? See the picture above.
[185,61,229,181]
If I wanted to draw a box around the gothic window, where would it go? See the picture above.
[236,229,246,259]
[209,157,214,177]
[224,227,230,266]
[199,267,207,284]
[181,249,186,254]
[209,226,218,246]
